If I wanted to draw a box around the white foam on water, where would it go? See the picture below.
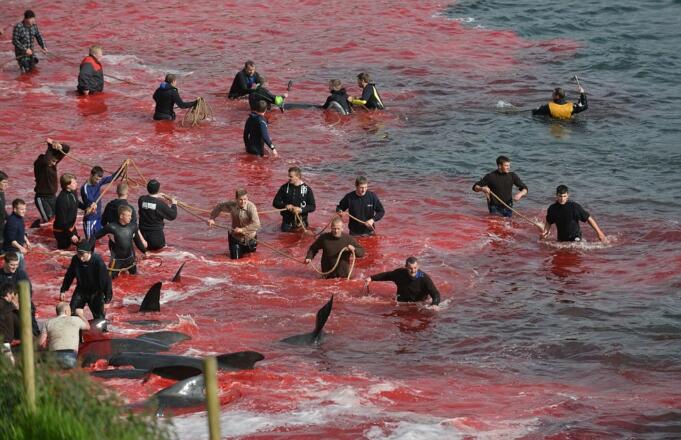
[496,100,514,108]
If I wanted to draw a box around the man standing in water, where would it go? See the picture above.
[348,72,384,110]
[541,185,607,243]
[95,205,147,278]
[532,85,588,119]
[336,176,385,236]
[366,256,441,306]
[34,139,69,224]
[228,60,263,99]
[244,100,279,157]
[473,155,528,217]
[77,45,104,95]
[138,179,177,250]
[272,167,316,232]
[12,10,47,73]
[208,189,261,260]
[153,74,197,120]
[305,217,364,279]
[59,240,112,319]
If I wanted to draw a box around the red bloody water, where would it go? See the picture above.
[1,1,680,438]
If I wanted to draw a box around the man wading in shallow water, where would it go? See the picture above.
[208,189,261,259]
[366,256,441,306]
[541,185,607,243]
[473,155,528,218]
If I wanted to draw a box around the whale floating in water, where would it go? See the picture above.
[281,295,333,345]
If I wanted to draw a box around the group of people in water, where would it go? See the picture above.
[1,9,605,368]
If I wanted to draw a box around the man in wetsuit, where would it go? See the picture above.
[153,74,197,120]
[348,72,384,110]
[305,217,365,279]
[473,155,528,218]
[366,256,441,306]
[95,205,147,278]
[0,171,7,249]
[34,139,70,224]
[322,79,352,115]
[336,176,385,236]
[59,240,112,319]
[244,100,279,157]
[248,76,288,111]
[138,179,177,250]
[80,166,116,239]
[102,183,137,227]
[208,189,261,260]
[0,252,40,336]
[54,174,92,250]
[272,167,316,232]
[228,60,263,99]
[77,45,104,95]
[541,185,607,243]
[532,85,588,119]
[12,10,47,73]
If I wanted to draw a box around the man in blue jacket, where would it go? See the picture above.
[243,100,279,157]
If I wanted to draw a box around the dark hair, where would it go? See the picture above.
[0,283,17,298]
[405,256,418,266]
[90,166,104,178]
[147,179,160,194]
[553,87,566,100]
[329,79,342,90]
[496,155,510,166]
[235,188,248,199]
[117,205,132,216]
[3,252,19,263]
[556,185,569,195]
[12,198,25,209]
[357,72,371,83]
[255,100,268,113]
[0,171,7,182]
[60,173,76,190]
[165,73,176,84]
[24,10,36,19]
[288,166,301,177]
[244,60,255,68]
[355,176,368,186]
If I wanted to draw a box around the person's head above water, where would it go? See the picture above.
[147,179,160,195]
[330,216,344,238]
[254,100,267,114]
[164,73,177,87]
[235,188,249,209]
[496,155,511,174]
[354,176,369,196]
[244,60,256,76]
[89,44,103,59]
[405,256,419,278]
[552,87,566,102]
[555,184,570,205]
[329,79,342,92]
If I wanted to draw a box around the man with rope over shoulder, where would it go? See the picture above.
[208,189,260,260]
[305,217,364,279]
[95,205,147,278]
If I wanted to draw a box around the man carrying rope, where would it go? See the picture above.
[59,240,112,320]
[336,176,385,236]
[272,167,316,232]
[305,217,364,279]
[95,205,147,278]
[366,256,441,306]
[80,165,119,239]
[473,155,528,218]
[208,189,261,260]
[153,74,197,121]
[138,179,177,250]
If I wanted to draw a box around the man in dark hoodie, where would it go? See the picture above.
[243,100,279,157]
[348,72,384,110]
[138,179,177,250]
[0,283,20,365]
[248,76,288,111]
[77,45,104,95]
[272,167,316,232]
[228,60,263,99]
[34,139,69,224]
[153,73,197,120]
[59,240,112,319]
[54,174,92,250]
[0,252,40,336]
[532,85,588,119]
[322,79,352,115]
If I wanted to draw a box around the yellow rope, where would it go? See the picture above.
[182,97,213,127]
[488,190,544,231]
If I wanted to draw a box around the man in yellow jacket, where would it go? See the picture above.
[532,85,587,119]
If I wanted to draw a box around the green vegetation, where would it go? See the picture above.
[0,357,175,440]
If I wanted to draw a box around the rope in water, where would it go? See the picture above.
[182,97,213,127]
[488,190,544,231]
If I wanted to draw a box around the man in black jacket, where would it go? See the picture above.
[0,283,20,365]
[272,167,316,232]
[244,100,279,157]
[153,74,197,120]
[77,45,104,95]
[54,174,92,250]
[336,176,385,236]
[102,183,137,227]
[366,256,441,306]
[34,139,69,223]
[0,252,40,336]
[472,155,528,218]
[95,205,147,278]
[228,60,263,99]
[322,79,352,115]
[59,241,113,319]
[138,179,177,250]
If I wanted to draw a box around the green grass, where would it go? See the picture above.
[0,356,176,440]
